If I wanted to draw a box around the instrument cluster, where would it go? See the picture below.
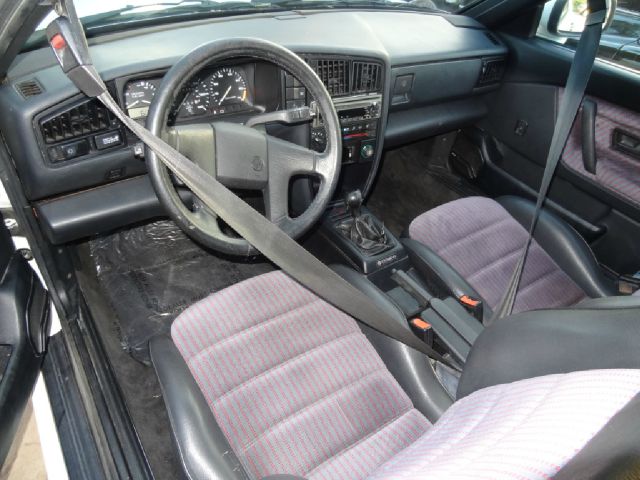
[123,65,256,122]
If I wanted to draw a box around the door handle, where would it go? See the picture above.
[581,99,597,174]
[612,128,640,160]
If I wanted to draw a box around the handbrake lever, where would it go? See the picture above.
[390,269,433,309]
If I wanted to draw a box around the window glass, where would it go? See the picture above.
[537,0,640,72]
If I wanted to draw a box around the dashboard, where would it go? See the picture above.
[0,10,507,244]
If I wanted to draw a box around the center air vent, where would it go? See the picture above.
[40,99,117,144]
[352,62,382,94]
[310,59,350,96]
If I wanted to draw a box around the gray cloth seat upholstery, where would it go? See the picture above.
[151,271,640,480]
[405,195,620,321]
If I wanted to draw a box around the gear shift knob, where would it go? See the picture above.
[345,190,363,218]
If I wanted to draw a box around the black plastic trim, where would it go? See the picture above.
[385,97,488,148]
[34,176,189,245]
[42,333,106,480]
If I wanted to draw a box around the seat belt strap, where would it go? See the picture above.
[490,0,607,323]
[46,0,461,370]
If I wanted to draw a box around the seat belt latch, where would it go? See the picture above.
[410,318,434,346]
[459,295,483,321]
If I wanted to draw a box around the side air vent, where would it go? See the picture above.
[352,62,382,94]
[40,99,116,144]
[477,57,506,86]
[310,59,349,96]
[15,79,43,98]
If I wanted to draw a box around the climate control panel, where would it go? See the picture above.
[311,94,382,164]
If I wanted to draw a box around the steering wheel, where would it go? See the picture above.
[146,38,342,256]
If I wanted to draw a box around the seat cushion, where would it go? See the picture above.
[169,271,640,480]
[367,369,640,480]
[171,270,430,480]
[408,196,587,314]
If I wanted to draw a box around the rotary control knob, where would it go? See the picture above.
[360,143,375,159]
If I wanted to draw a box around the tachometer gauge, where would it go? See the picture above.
[208,67,250,115]
[124,79,158,121]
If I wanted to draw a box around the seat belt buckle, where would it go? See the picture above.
[410,318,434,346]
[458,295,483,321]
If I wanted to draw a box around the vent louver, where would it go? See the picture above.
[40,99,116,144]
[477,57,506,86]
[16,79,43,98]
[352,62,382,94]
[311,59,349,96]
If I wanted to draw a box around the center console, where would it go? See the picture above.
[284,56,385,201]
[319,191,485,368]
[321,189,408,276]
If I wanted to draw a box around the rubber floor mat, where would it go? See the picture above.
[89,220,273,364]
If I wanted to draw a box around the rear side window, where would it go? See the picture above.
[537,0,640,73]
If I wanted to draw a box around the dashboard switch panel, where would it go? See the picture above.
[48,138,90,162]
[95,130,124,150]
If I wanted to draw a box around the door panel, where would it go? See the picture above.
[562,93,640,210]
[471,29,640,276]
[0,213,50,466]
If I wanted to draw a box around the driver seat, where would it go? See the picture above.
[151,270,640,480]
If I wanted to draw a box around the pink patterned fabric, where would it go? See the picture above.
[562,92,640,208]
[171,270,430,480]
[367,369,640,480]
[172,271,640,480]
[409,197,586,313]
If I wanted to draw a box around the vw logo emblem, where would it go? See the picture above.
[252,156,264,172]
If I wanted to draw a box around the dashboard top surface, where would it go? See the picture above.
[8,10,502,90]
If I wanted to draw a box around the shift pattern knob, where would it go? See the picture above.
[345,190,363,218]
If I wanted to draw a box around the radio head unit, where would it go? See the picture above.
[333,94,382,123]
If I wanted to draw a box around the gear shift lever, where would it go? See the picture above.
[337,190,389,253]
[345,190,363,219]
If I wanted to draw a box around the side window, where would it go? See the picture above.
[537,0,640,72]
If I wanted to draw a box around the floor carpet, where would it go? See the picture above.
[367,135,482,235]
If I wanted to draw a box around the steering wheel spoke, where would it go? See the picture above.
[263,135,328,226]
[263,179,290,226]
[266,135,326,181]
[165,124,217,175]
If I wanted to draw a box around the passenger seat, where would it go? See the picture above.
[403,196,626,321]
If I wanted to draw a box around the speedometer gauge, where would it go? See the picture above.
[177,66,252,118]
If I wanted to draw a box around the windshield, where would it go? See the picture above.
[31,0,474,42]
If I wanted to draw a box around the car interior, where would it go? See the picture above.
[0,0,640,478]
